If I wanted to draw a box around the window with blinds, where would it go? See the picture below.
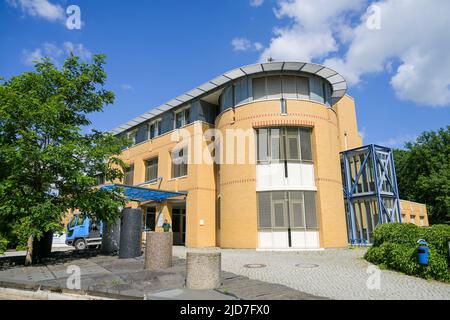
[256,127,313,163]
[149,120,162,139]
[257,191,317,230]
[145,158,158,181]
[135,123,148,144]
[171,147,188,178]
[124,164,134,185]
[252,75,311,101]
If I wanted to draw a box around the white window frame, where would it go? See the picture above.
[127,129,137,145]
[145,157,159,182]
[171,146,188,179]
[419,216,424,226]
[124,164,135,185]
[148,118,162,139]
[173,106,190,129]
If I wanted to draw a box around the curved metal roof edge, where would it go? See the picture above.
[110,61,347,135]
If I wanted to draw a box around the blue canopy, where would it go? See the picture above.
[101,184,186,202]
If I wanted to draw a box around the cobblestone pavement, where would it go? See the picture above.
[173,247,450,300]
[0,249,322,300]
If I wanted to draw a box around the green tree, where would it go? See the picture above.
[0,55,129,261]
[394,126,450,225]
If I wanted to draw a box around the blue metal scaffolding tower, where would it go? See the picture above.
[341,144,402,245]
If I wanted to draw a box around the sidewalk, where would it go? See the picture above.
[0,249,324,300]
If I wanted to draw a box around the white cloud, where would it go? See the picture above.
[250,0,264,7]
[260,0,364,62]
[231,38,252,51]
[258,0,450,107]
[62,42,91,60]
[120,84,134,91]
[377,133,418,149]
[7,0,65,22]
[22,48,43,66]
[253,42,264,51]
[358,127,366,140]
[231,37,264,52]
[22,42,92,66]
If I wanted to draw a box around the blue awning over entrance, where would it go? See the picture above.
[101,184,186,202]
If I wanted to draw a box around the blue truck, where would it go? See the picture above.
[66,214,103,250]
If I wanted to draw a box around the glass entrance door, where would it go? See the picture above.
[172,205,186,245]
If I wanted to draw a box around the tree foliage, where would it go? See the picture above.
[394,126,450,224]
[0,54,129,256]
[365,223,450,282]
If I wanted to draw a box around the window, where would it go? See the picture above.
[257,128,269,163]
[220,86,234,112]
[322,82,327,105]
[282,76,297,99]
[286,127,300,161]
[270,128,282,161]
[174,107,190,129]
[257,191,317,230]
[69,216,77,228]
[252,77,266,100]
[419,216,424,226]
[296,77,309,99]
[280,98,287,114]
[267,76,282,99]
[135,124,148,144]
[144,207,156,231]
[96,174,105,185]
[77,215,85,226]
[252,75,311,101]
[149,119,162,139]
[124,164,134,185]
[235,77,249,105]
[256,127,312,163]
[299,129,312,161]
[145,158,158,181]
[410,215,416,225]
[127,130,137,145]
[171,147,188,178]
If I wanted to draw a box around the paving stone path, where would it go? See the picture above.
[0,250,322,300]
[173,247,450,300]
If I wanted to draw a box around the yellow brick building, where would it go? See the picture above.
[108,61,427,249]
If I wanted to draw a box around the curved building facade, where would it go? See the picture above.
[110,62,363,249]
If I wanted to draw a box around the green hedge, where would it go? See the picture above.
[364,223,450,282]
[0,235,8,255]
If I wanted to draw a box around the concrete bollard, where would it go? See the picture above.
[101,218,121,255]
[144,232,173,270]
[119,208,142,259]
[186,252,221,290]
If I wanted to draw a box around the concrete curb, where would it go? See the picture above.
[0,279,143,300]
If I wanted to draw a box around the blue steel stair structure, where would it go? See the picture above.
[340,144,402,245]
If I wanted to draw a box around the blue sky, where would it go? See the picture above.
[1,0,449,148]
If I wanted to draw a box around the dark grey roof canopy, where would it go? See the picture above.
[111,61,347,135]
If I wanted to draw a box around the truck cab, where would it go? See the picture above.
[66,214,103,250]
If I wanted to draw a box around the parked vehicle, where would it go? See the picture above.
[66,214,103,250]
